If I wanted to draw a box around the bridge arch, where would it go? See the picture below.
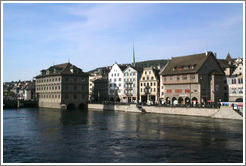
[67,103,75,110]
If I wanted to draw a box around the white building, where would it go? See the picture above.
[232,62,243,76]
[108,63,127,101]
[227,75,243,102]
[123,66,139,103]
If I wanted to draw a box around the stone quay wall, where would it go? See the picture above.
[88,104,243,120]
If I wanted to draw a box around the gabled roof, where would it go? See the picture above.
[217,59,235,69]
[160,52,213,76]
[123,65,137,72]
[118,64,128,72]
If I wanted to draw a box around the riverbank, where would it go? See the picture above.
[88,103,243,120]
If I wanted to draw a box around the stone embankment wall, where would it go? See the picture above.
[88,104,243,120]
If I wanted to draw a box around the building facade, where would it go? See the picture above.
[160,52,226,105]
[227,75,243,102]
[35,63,89,109]
[122,66,139,103]
[88,67,110,101]
[139,67,160,104]
[92,79,109,102]
[108,63,127,101]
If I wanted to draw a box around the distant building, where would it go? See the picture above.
[4,80,35,100]
[227,75,243,102]
[139,67,160,104]
[88,67,110,101]
[232,58,243,76]
[92,78,109,102]
[35,63,89,109]
[160,51,226,105]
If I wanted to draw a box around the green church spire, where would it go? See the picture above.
[132,44,136,67]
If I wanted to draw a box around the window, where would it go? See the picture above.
[143,77,145,80]
[74,95,77,99]
[119,78,121,81]
[141,83,143,86]
[175,89,182,93]
[183,76,187,80]
[151,76,154,80]
[111,74,113,77]
[65,95,69,99]
[170,76,173,80]
[119,83,121,87]
[133,78,136,81]
[149,71,151,74]
[117,73,119,76]
[114,78,116,82]
[147,77,149,80]
[151,82,153,86]
[177,76,180,80]
[238,78,243,84]
[191,75,195,79]
[145,71,147,74]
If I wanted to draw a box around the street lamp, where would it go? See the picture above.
[144,85,150,104]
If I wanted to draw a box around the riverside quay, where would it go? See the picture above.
[25,51,244,111]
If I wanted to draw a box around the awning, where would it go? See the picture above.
[207,100,213,102]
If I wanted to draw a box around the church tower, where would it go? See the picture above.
[132,44,136,67]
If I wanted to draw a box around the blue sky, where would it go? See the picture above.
[3,2,244,82]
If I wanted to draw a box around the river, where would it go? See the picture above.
[3,108,243,163]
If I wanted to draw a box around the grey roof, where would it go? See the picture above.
[36,63,89,78]
[118,65,128,72]
[217,59,235,69]
[160,52,213,76]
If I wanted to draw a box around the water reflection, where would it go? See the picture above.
[3,108,243,163]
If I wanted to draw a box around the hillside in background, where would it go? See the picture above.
[87,59,169,74]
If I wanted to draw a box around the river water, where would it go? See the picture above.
[3,108,243,163]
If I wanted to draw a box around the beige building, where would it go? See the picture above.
[35,63,89,110]
[160,52,226,105]
[139,67,160,104]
